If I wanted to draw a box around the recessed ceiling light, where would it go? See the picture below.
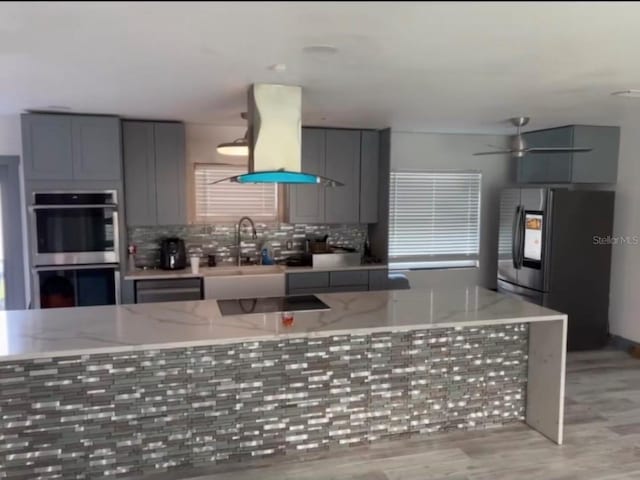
[268,63,287,72]
[302,45,339,55]
[611,90,640,98]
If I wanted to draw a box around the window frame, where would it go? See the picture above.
[388,169,482,270]
[192,163,281,224]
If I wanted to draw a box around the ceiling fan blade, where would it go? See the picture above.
[526,147,592,153]
[473,150,514,156]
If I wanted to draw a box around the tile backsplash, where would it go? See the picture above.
[128,223,368,268]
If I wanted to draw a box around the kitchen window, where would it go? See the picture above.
[388,170,481,269]
[194,164,278,223]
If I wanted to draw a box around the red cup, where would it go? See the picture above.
[281,312,294,327]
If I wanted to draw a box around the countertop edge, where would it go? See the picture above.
[122,264,389,280]
[0,313,567,363]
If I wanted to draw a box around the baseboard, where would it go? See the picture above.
[610,334,640,357]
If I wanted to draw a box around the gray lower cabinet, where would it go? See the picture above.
[122,121,186,226]
[287,272,329,290]
[121,279,135,304]
[368,269,391,291]
[134,278,203,304]
[517,125,620,184]
[22,113,122,181]
[329,270,368,287]
[286,269,389,295]
[287,127,379,224]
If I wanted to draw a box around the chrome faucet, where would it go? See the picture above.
[236,216,257,266]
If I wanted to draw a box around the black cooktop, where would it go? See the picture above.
[217,295,330,316]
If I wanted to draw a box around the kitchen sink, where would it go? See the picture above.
[203,266,285,300]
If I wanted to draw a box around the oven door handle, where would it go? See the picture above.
[33,263,119,272]
[29,204,118,210]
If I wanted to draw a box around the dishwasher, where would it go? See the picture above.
[135,278,203,304]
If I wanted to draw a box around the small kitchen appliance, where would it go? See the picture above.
[160,237,186,270]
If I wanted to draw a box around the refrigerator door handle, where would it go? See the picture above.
[518,206,526,268]
[512,205,521,269]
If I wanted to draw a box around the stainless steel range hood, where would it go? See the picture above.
[212,84,342,186]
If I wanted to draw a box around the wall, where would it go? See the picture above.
[0,115,29,308]
[609,112,640,344]
[0,116,21,153]
[390,131,512,289]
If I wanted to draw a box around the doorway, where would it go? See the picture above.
[0,156,26,310]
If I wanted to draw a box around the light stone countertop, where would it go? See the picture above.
[0,287,565,361]
[122,263,389,280]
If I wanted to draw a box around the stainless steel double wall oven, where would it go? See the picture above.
[30,191,120,308]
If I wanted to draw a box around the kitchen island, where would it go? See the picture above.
[0,287,566,479]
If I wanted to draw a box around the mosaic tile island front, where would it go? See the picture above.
[0,287,568,479]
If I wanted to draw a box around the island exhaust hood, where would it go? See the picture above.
[212,84,342,186]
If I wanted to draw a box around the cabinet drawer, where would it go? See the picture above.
[287,272,329,290]
[288,287,334,296]
[330,270,369,287]
[136,288,202,304]
[135,278,202,303]
[328,285,369,293]
[136,278,201,290]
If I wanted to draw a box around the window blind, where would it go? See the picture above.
[194,164,278,222]
[389,171,481,268]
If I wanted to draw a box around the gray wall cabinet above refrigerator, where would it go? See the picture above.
[22,113,122,181]
[287,127,380,224]
[517,125,620,184]
[122,120,186,226]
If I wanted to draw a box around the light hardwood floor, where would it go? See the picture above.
[173,350,640,480]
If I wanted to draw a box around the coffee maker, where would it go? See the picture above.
[159,237,187,270]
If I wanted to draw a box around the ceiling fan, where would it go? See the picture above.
[473,116,592,158]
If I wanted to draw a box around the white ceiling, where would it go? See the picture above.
[3,1,640,132]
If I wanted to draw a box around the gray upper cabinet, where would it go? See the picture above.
[22,113,121,182]
[71,116,122,181]
[288,127,378,225]
[570,126,620,183]
[155,123,186,225]
[288,128,326,223]
[517,125,620,184]
[22,114,73,180]
[123,122,156,226]
[325,129,361,223]
[518,127,573,183]
[122,120,186,226]
[359,130,379,223]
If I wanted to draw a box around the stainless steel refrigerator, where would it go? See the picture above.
[497,187,615,350]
